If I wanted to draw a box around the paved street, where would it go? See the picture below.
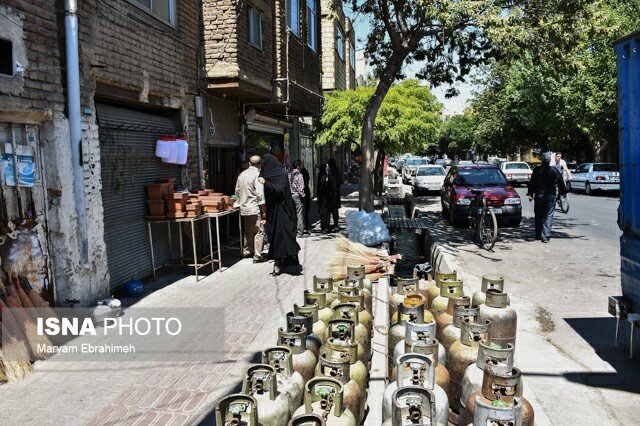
[413,186,640,425]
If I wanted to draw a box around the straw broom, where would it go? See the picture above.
[0,298,33,381]
[0,282,51,361]
[333,235,402,263]
[19,275,57,319]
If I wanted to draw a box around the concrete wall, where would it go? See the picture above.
[320,0,346,92]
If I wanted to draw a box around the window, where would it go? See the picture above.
[592,163,619,172]
[129,0,176,26]
[417,167,446,176]
[454,168,508,186]
[0,39,12,76]
[306,0,317,51]
[349,42,356,69]
[505,163,531,170]
[286,0,300,36]
[337,26,345,60]
[248,8,263,49]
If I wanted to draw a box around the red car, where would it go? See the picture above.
[440,164,522,227]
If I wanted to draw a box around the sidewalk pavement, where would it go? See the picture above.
[0,230,338,425]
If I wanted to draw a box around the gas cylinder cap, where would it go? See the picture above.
[391,386,436,425]
[395,276,419,294]
[481,366,521,403]
[485,289,509,308]
[435,271,457,287]
[406,320,436,341]
[446,295,471,315]
[440,279,464,297]
[477,341,515,372]
[313,275,333,292]
[481,275,505,293]
[453,306,479,328]
[461,319,491,347]
[409,338,440,365]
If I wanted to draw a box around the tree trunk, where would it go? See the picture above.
[359,53,407,211]
[374,148,385,196]
[588,134,610,162]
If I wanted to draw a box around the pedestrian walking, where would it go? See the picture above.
[317,163,328,232]
[300,162,311,233]
[235,156,266,263]
[527,152,568,243]
[323,158,342,233]
[289,160,306,237]
[258,154,301,275]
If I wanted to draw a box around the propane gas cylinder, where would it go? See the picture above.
[347,265,373,296]
[381,386,437,426]
[241,364,291,426]
[383,353,449,425]
[436,295,470,341]
[332,286,373,338]
[344,274,373,313]
[479,289,517,347]
[322,319,366,364]
[388,299,426,367]
[441,305,479,352]
[459,341,520,424]
[463,367,534,426]
[428,271,458,307]
[314,275,338,307]
[315,352,365,424]
[215,394,258,426]
[323,338,368,394]
[447,319,491,413]
[472,275,507,308]
[287,311,322,358]
[292,377,357,425]
[407,339,451,404]
[278,327,317,384]
[389,276,420,313]
[332,303,370,362]
[304,290,334,325]
[294,303,328,345]
[392,320,446,368]
[430,279,464,318]
[391,292,434,325]
[288,413,325,425]
[262,346,306,417]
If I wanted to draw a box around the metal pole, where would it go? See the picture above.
[9,125,24,222]
[191,219,198,281]
[65,0,89,264]
[148,222,156,278]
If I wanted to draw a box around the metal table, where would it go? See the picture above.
[206,208,243,269]
[146,215,214,281]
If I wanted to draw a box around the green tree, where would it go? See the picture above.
[317,79,442,193]
[438,111,477,155]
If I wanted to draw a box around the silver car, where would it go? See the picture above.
[412,165,446,194]
[402,157,429,183]
[571,163,620,195]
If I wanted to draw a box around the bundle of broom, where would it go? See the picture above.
[328,235,403,281]
[0,292,34,382]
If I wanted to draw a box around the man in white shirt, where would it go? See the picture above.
[235,155,266,262]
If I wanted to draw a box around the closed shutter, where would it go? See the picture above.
[97,103,181,290]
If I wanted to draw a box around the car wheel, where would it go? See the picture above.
[585,181,592,196]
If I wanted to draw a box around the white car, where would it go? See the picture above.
[499,161,533,186]
[571,163,620,195]
[402,157,429,183]
[412,165,447,194]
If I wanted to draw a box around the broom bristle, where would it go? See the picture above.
[19,275,57,319]
[0,300,34,380]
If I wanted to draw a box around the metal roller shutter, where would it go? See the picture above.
[97,103,182,290]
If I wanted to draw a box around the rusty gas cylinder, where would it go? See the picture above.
[315,351,365,424]
[287,311,321,359]
[430,279,464,318]
[463,367,534,426]
[278,327,317,384]
[472,275,507,308]
[332,285,373,338]
[241,364,291,426]
[344,274,373,313]
[428,271,458,307]
[292,377,357,425]
[313,275,339,308]
[323,339,368,396]
[441,305,479,353]
[347,265,373,297]
[436,295,470,341]
[262,346,306,417]
[332,303,370,362]
[478,289,517,347]
[447,319,491,413]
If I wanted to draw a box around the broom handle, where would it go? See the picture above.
[19,275,33,292]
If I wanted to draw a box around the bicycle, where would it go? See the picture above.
[556,189,569,213]
[468,189,498,251]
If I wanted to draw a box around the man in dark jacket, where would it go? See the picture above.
[527,152,568,243]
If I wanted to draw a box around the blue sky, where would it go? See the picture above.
[348,9,474,115]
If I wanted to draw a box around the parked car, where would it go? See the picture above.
[499,161,533,186]
[440,165,522,227]
[458,160,474,165]
[566,161,578,173]
[571,163,620,195]
[412,165,447,194]
[402,157,429,183]
[395,159,405,172]
[435,158,447,167]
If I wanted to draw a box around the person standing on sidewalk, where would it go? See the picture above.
[289,160,306,237]
[258,154,301,275]
[300,162,311,233]
[235,156,266,263]
[324,158,342,233]
[527,152,568,243]
[317,163,329,232]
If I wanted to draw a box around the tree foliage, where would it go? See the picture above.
[316,80,442,154]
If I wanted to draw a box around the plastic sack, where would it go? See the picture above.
[345,209,391,246]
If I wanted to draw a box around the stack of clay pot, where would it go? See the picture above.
[145,179,176,219]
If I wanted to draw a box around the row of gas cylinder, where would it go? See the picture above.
[215,266,376,425]
[384,271,534,425]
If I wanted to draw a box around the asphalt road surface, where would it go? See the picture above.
[412,186,640,425]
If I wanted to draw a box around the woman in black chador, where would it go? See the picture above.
[258,154,301,275]
[323,158,342,232]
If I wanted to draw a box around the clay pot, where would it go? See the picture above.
[147,199,166,217]
[198,190,210,196]
[146,184,166,200]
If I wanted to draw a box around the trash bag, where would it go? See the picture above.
[345,210,391,246]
